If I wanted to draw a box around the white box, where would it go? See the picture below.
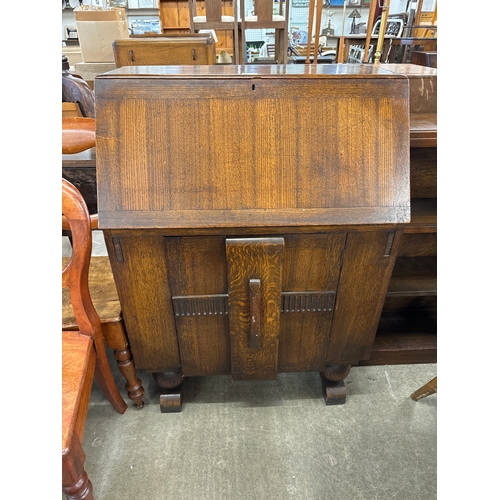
[75,7,129,63]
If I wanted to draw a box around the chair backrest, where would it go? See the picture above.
[62,117,98,230]
[253,0,277,20]
[189,0,236,23]
[242,0,286,21]
[62,117,96,154]
[62,178,100,340]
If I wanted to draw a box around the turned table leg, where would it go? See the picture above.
[321,365,352,405]
[153,371,185,413]
[102,321,145,408]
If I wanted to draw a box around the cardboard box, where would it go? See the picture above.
[75,7,129,63]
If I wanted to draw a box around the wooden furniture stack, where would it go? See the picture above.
[94,64,413,411]
[158,0,236,58]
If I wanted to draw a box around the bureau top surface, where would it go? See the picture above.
[96,63,408,80]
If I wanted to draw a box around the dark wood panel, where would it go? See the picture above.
[398,232,436,257]
[95,65,410,229]
[359,310,437,365]
[172,315,231,376]
[359,333,437,365]
[387,257,437,296]
[226,238,284,380]
[405,198,437,233]
[164,236,230,375]
[278,233,346,372]
[103,231,181,372]
[382,295,437,313]
[326,229,404,364]
[409,114,437,148]
[410,147,437,198]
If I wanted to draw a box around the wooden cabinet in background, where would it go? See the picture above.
[113,35,216,66]
[158,0,191,33]
[361,63,437,366]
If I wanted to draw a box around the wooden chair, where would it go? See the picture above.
[238,0,290,64]
[62,178,128,499]
[62,117,145,410]
[411,376,437,401]
[188,0,240,64]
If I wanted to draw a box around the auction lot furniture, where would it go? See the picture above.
[94,64,411,411]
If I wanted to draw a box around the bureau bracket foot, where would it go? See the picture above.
[153,371,185,413]
[321,365,352,405]
[321,376,346,405]
[159,386,183,413]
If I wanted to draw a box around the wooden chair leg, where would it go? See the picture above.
[411,376,437,401]
[102,320,145,408]
[93,334,128,414]
[62,437,94,500]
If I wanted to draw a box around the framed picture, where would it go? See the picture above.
[329,0,346,6]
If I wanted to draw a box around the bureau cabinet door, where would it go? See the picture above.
[164,236,231,377]
[164,234,347,379]
[278,233,346,372]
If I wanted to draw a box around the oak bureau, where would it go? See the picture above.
[95,64,411,411]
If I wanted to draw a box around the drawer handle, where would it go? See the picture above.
[249,279,261,349]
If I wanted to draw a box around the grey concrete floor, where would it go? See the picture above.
[63,233,437,500]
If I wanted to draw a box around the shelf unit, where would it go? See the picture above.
[157,0,191,33]
[157,0,236,54]
[360,63,437,366]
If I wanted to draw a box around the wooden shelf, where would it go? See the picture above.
[410,113,437,147]
[405,198,436,233]
[387,257,437,297]
[359,310,437,365]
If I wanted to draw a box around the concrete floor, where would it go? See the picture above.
[63,233,437,500]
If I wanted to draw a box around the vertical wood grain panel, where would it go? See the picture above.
[278,233,346,371]
[120,99,149,210]
[226,237,284,380]
[103,231,181,372]
[164,236,230,375]
[96,74,410,227]
[325,229,403,365]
